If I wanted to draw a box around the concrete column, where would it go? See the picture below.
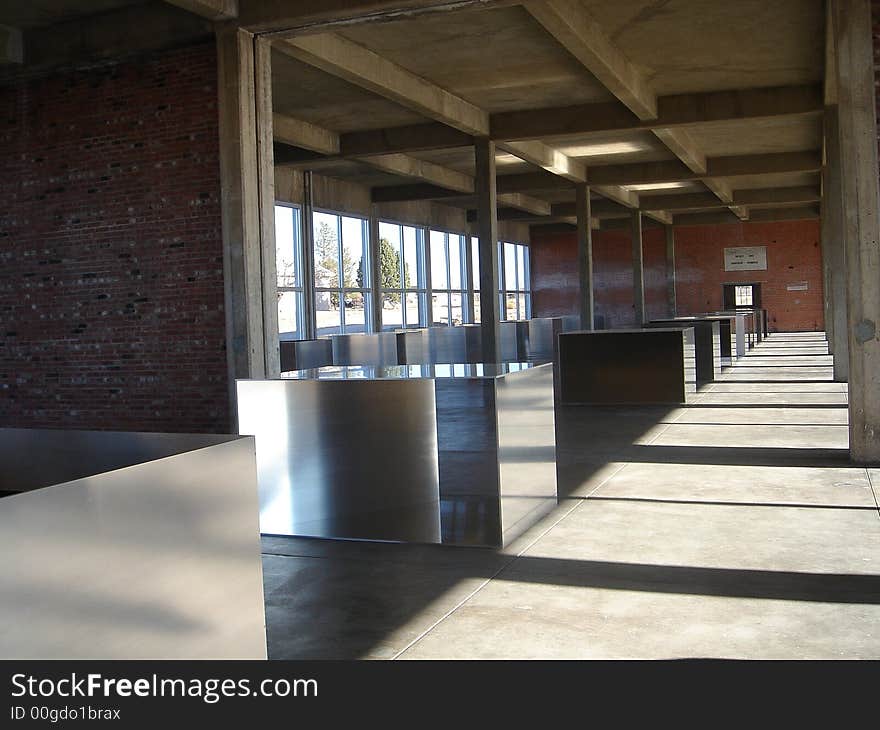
[665,225,677,318]
[631,210,646,325]
[369,206,382,333]
[575,183,594,330]
[834,0,880,462]
[823,106,849,380]
[475,138,501,361]
[820,184,834,353]
[301,171,317,340]
[217,24,267,400]
[255,37,280,378]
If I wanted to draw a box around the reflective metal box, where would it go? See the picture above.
[559,328,697,405]
[0,429,266,659]
[648,318,721,384]
[237,362,557,548]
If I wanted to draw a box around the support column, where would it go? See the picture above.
[475,138,501,362]
[301,171,317,340]
[255,37,280,378]
[217,24,267,419]
[834,0,880,462]
[369,205,382,333]
[824,106,849,379]
[665,225,677,318]
[575,183,594,330]
[631,210,646,325]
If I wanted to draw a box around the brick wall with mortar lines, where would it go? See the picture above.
[674,220,824,332]
[0,41,229,433]
[531,226,670,328]
[531,219,823,332]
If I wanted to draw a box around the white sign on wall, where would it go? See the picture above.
[723,246,768,271]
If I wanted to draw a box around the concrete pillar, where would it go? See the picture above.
[834,0,880,462]
[475,138,501,362]
[631,210,646,325]
[575,183,594,330]
[823,106,849,380]
[301,171,317,340]
[369,205,382,333]
[665,225,677,318]
[217,24,267,397]
[255,37,280,378]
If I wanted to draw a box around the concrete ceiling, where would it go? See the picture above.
[270,0,826,227]
[338,5,616,113]
[580,0,824,95]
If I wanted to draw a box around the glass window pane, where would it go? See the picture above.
[433,292,450,326]
[430,230,448,290]
[381,293,403,331]
[450,293,463,326]
[471,237,480,284]
[275,206,297,288]
[518,293,528,320]
[449,234,462,289]
[402,226,422,290]
[343,292,368,333]
[405,292,422,328]
[341,216,367,288]
[517,244,527,291]
[277,290,299,336]
[505,293,517,321]
[473,292,481,323]
[313,212,339,288]
[315,299,342,337]
[504,242,517,290]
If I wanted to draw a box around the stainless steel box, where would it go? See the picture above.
[559,328,698,405]
[237,362,557,548]
[426,325,483,364]
[0,429,266,659]
[279,337,333,372]
[331,332,400,366]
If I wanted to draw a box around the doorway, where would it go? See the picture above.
[723,283,762,309]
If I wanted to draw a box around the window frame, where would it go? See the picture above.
[377,219,430,330]
[274,202,307,341]
[312,208,375,336]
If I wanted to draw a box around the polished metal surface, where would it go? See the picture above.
[559,328,697,405]
[500,320,530,362]
[649,318,721,383]
[426,324,483,364]
[395,328,427,364]
[238,376,442,543]
[238,362,557,548]
[527,317,564,363]
[331,332,401,366]
[279,338,333,372]
[0,429,266,659]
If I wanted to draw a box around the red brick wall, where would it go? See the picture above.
[531,225,669,327]
[531,219,824,332]
[674,220,824,332]
[0,42,229,433]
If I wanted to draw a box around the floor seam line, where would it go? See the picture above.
[864,468,880,521]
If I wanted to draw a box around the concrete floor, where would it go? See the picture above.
[261,332,880,659]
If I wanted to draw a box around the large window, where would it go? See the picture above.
[430,230,469,326]
[313,211,372,335]
[275,204,305,340]
[499,241,531,321]
[378,221,428,330]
